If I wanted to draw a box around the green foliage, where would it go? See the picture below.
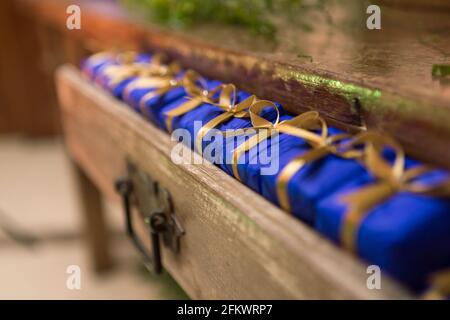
[432,64,450,77]
[121,0,302,39]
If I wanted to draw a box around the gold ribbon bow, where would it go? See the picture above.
[339,131,450,253]
[123,76,178,104]
[89,50,135,67]
[164,73,224,133]
[275,124,362,214]
[115,51,138,64]
[121,63,185,116]
[98,53,180,87]
[230,100,328,185]
[195,84,256,156]
[93,51,136,84]
[230,101,363,213]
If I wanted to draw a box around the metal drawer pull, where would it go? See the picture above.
[114,177,176,274]
[114,162,185,274]
[148,211,166,274]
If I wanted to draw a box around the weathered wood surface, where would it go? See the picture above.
[56,65,413,299]
[18,0,450,168]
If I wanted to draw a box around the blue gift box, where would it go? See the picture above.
[176,91,253,149]
[81,53,115,79]
[256,127,364,224]
[82,53,152,81]
[192,98,281,159]
[93,54,153,98]
[81,59,112,79]
[219,112,288,193]
[110,77,139,100]
[122,72,188,114]
[158,88,281,195]
[153,80,223,132]
[316,165,450,291]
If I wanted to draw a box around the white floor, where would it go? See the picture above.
[0,136,187,299]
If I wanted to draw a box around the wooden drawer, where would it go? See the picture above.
[56,65,412,299]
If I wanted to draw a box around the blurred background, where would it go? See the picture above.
[0,0,449,299]
[0,0,188,299]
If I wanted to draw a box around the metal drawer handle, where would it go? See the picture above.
[115,177,165,274]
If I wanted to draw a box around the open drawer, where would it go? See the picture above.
[55,65,412,299]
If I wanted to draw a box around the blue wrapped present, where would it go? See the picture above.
[222,101,363,223]
[155,80,224,132]
[81,51,116,79]
[317,175,450,290]
[175,91,254,151]
[315,133,450,291]
[260,136,365,224]
[161,85,281,188]
[82,52,151,83]
[158,84,282,194]
[93,53,153,99]
[81,51,153,79]
[219,112,290,193]
[122,71,189,116]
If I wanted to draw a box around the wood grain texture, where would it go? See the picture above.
[56,65,413,299]
[17,0,450,168]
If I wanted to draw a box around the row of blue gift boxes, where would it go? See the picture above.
[81,51,450,297]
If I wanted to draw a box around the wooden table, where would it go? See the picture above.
[56,65,412,299]
[15,0,450,298]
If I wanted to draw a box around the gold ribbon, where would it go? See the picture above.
[123,77,177,104]
[88,50,136,68]
[231,104,327,183]
[164,72,224,133]
[229,101,364,213]
[195,84,256,156]
[275,128,362,214]
[96,52,180,88]
[93,51,136,85]
[339,131,450,253]
[115,51,138,64]
[423,269,450,299]
[129,69,200,119]
[121,62,183,102]
[230,100,329,184]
